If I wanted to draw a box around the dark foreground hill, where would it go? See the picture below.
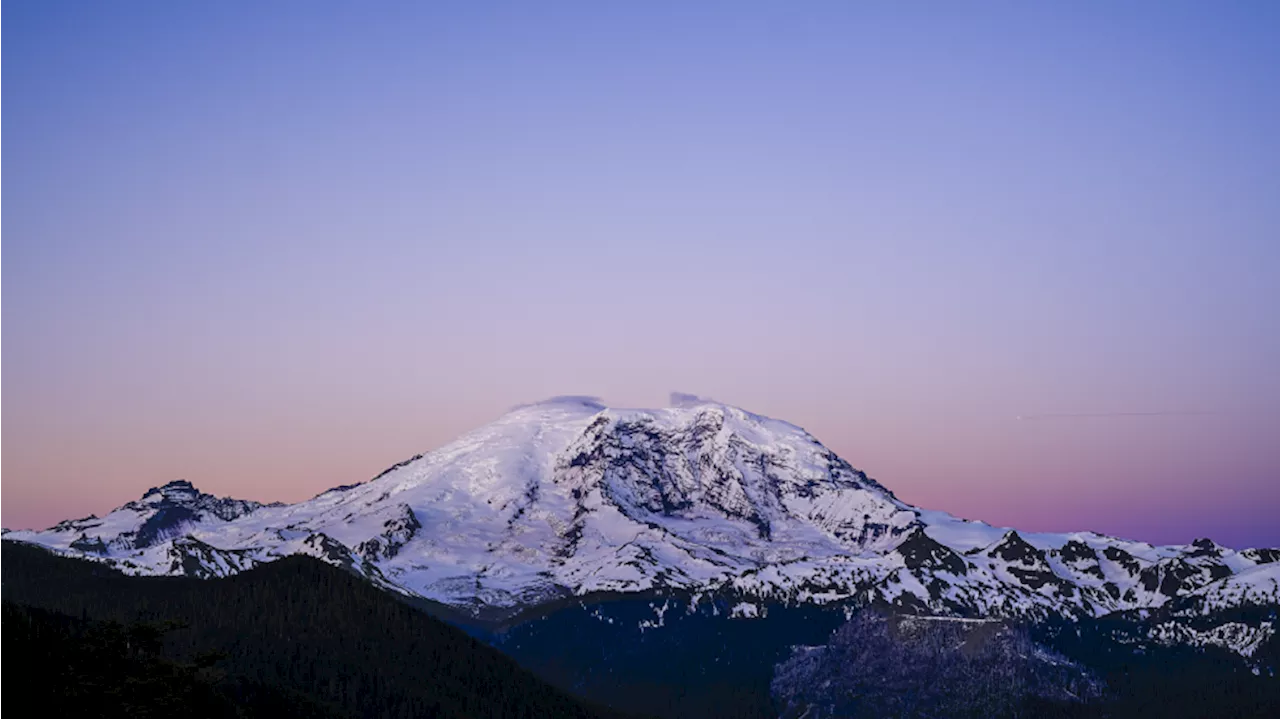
[0,541,626,719]
[5,601,349,719]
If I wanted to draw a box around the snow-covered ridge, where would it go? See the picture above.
[19,479,275,555]
[6,396,1277,634]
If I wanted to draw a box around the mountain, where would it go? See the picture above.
[6,396,1277,650]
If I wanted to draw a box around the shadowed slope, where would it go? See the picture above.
[0,542,629,719]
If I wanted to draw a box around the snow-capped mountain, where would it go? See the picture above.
[6,396,1277,642]
[42,479,269,551]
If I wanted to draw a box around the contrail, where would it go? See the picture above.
[1016,411,1219,421]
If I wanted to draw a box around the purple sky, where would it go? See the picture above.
[4,2,1278,547]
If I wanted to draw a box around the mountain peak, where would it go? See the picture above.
[143,479,198,496]
[120,481,269,539]
[1187,537,1224,558]
[987,531,1045,564]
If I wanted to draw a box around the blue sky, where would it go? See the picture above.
[4,1,1278,546]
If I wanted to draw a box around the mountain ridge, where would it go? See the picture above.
[6,396,1277,651]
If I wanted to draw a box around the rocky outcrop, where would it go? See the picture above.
[772,612,1103,718]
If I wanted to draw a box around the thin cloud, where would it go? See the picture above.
[670,392,719,408]
[1016,411,1220,421]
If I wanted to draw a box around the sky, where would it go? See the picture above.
[3,1,1278,547]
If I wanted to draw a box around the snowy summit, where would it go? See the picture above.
[6,396,1277,637]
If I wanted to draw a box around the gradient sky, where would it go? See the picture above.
[4,1,1278,547]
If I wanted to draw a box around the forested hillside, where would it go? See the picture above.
[5,602,348,719]
[1,541,628,719]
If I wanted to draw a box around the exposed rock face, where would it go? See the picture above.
[551,406,916,554]
[1103,545,1142,575]
[895,527,967,576]
[1242,548,1280,565]
[355,504,422,562]
[772,612,1104,719]
[164,537,259,579]
[1055,540,1105,580]
[988,532,1057,587]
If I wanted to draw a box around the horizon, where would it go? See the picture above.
[3,391,1273,550]
[5,2,1279,548]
